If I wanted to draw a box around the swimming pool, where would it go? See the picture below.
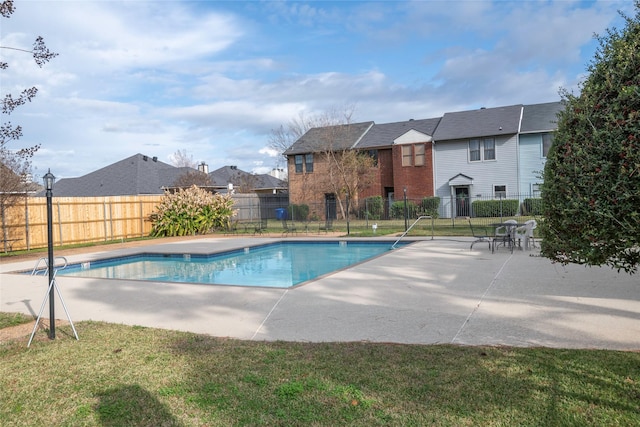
[55,240,410,288]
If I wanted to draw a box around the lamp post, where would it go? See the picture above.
[345,192,350,236]
[43,169,56,339]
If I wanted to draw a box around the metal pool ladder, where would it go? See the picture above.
[28,256,79,347]
[391,215,433,249]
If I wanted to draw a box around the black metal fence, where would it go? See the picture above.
[230,193,543,236]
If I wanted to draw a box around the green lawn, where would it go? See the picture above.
[1,320,638,426]
[0,312,32,329]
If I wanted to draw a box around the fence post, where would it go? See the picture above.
[25,196,31,251]
[54,201,61,246]
[103,201,108,241]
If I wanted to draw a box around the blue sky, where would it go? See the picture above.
[1,0,634,180]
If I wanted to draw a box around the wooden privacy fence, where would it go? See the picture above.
[1,195,163,252]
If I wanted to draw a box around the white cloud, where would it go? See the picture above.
[2,0,633,179]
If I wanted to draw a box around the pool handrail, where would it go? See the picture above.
[31,256,68,276]
[391,215,433,249]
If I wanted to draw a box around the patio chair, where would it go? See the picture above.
[281,219,297,236]
[492,220,517,253]
[467,217,491,251]
[225,218,239,235]
[253,218,267,235]
[319,217,334,233]
[526,219,538,248]
[514,223,529,250]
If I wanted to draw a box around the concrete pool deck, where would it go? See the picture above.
[1,236,638,350]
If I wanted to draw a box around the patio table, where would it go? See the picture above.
[490,222,524,253]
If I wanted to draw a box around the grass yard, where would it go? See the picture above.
[1,319,639,426]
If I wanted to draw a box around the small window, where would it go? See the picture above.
[542,133,554,157]
[469,139,481,162]
[402,145,412,166]
[532,183,541,196]
[414,144,425,166]
[484,138,495,160]
[368,149,378,166]
[294,155,303,173]
[494,185,507,198]
[305,153,314,173]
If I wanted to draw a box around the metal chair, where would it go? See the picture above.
[467,217,491,251]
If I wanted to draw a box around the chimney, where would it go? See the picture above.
[198,162,209,174]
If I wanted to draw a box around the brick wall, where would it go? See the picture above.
[391,142,434,199]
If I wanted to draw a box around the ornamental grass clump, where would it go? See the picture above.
[150,186,235,237]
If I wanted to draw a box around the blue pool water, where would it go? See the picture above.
[56,241,408,288]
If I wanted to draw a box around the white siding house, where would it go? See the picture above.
[432,105,523,218]
[518,102,564,197]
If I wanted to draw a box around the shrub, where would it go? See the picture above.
[420,196,440,218]
[363,196,383,220]
[288,204,309,221]
[150,186,235,237]
[522,198,543,216]
[471,199,519,217]
[390,200,418,219]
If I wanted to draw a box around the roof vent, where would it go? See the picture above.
[142,155,148,161]
[152,156,158,162]
[480,107,486,110]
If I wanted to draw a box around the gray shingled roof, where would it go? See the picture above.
[432,104,523,141]
[283,121,374,155]
[208,166,286,191]
[209,165,251,187]
[520,101,564,133]
[49,153,193,197]
[357,117,442,148]
[254,174,287,191]
[46,156,286,197]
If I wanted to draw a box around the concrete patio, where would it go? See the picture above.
[1,236,638,350]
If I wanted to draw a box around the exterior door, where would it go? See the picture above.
[324,193,337,220]
[455,187,470,217]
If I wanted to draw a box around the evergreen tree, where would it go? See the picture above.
[541,1,640,273]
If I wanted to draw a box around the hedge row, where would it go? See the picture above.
[471,199,519,217]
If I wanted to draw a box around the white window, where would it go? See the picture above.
[469,139,481,162]
[542,133,554,157]
[484,138,495,160]
[532,183,541,197]
[469,138,495,162]
[494,185,507,198]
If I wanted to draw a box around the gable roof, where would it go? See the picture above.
[254,174,288,191]
[432,104,523,141]
[40,154,287,197]
[49,153,194,197]
[357,117,441,149]
[209,165,251,187]
[520,101,564,133]
[283,121,374,155]
[208,165,287,192]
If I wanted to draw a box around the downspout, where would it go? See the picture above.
[516,106,524,210]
